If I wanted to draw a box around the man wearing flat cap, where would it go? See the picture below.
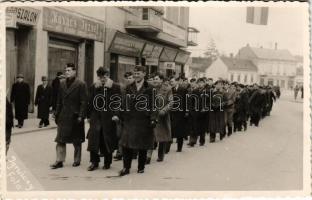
[10,74,30,128]
[35,76,52,128]
[51,63,88,169]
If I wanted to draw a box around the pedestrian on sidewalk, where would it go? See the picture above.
[35,76,52,128]
[51,72,63,113]
[10,74,30,128]
[294,85,299,100]
[86,67,121,171]
[50,63,87,169]
[118,66,157,176]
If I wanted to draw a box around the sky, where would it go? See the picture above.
[187,6,307,57]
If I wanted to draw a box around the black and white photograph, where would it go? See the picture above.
[0,1,310,198]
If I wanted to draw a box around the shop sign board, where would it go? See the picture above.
[43,7,104,42]
[6,7,40,27]
[175,51,190,64]
[146,57,159,66]
[160,47,178,62]
[109,32,145,57]
[164,62,175,70]
[118,55,136,65]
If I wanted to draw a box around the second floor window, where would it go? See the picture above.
[142,8,149,20]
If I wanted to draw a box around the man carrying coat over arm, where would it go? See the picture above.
[50,63,87,169]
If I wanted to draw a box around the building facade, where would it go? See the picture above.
[6,6,195,109]
[236,44,298,89]
[206,56,258,84]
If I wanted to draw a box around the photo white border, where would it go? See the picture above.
[0,1,310,198]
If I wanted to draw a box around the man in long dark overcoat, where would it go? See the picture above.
[50,63,87,169]
[86,67,121,171]
[118,66,157,176]
[51,72,63,112]
[208,80,227,143]
[233,84,249,132]
[35,76,52,128]
[188,78,208,146]
[248,84,265,127]
[168,77,189,152]
[10,74,30,128]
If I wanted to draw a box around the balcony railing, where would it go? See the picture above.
[125,8,163,33]
[187,27,199,46]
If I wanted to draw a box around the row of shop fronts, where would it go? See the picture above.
[5,6,190,108]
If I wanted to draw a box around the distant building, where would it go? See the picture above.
[294,55,303,86]
[236,44,297,89]
[188,57,213,79]
[206,56,258,84]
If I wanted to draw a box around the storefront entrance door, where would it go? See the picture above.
[48,40,77,82]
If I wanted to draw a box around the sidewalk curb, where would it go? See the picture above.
[12,126,57,135]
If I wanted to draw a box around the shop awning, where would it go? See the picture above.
[175,50,191,64]
[109,31,145,57]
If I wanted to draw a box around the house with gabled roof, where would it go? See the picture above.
[205,55,258,84]
[236,44,298,89]
[188,57,213,78]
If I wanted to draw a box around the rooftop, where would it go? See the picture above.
[220,56,258,72]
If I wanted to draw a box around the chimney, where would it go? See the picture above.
[275,42,278,50]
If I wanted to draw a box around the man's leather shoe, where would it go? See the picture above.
[145,157,151,165]
[176,149,182,152]
[50,162,63,169]
[137,169,144,173]
[72,162,80,167]
[156,158,163,162]
[103,164,110,170]
[119,168,130,176]
[87,163,98,171]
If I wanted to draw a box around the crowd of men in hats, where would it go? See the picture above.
[6,63,278,176]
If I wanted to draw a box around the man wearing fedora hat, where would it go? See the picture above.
[35,76,52,128]
[10,74,30,128]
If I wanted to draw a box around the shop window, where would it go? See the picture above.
[251,75,254,83]
[237,74,241,83]
[230,74,234,82]
[244,74,247,83]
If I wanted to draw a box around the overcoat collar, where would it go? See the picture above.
[128,81,149,94]
[64,78,80,97]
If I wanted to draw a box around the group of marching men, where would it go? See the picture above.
[6,63,278,176]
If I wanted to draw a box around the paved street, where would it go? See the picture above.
[7,91,303,191]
